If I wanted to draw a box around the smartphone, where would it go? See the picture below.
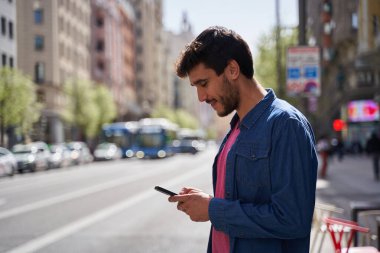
[154,186,177,196]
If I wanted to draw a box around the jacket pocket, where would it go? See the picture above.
[235,142,270,200]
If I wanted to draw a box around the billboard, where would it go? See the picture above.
[286,46,321,97]
[347,100,379,122]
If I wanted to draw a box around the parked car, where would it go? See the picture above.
[12,143,50,173]
[94,142,122,161]
[66,142,93,165]
[49,144,72,168]
[0,147,17,177]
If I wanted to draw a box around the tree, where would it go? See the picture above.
[93,84,117,134]
[254,27,298,103]
[151,105,199,129]
[62,79,117,140]
[0,68,41,146]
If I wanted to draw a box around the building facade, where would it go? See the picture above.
[90,0,138,121]
[307,0,380,148]
[127,0,164,115]
[16,0,91,143]
[0,0,17,69]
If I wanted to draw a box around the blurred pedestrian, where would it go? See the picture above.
[168,26,318,253]
[365,132,380,181]
[317,135,330,178]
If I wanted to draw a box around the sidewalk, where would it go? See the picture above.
[311,154,380,252]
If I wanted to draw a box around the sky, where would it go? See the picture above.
[163,0,299,54]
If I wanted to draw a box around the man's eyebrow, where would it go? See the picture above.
[191,78,207,86]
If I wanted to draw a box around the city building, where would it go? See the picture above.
[16,0,91,143]
[127,0,164,115]
[90,0,138,121]
[0,0,17,69]
[307,0,380,149]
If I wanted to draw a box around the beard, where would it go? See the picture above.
[216,75,240,117]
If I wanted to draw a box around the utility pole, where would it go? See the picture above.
[275,0,284,98]
[299,0,307,46]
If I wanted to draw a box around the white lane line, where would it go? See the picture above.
[5,165,207,253]
[0,167,173,221]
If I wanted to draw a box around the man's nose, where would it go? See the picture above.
[197,87,207,102]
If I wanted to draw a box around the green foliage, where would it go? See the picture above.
[151,105,199,129]
[0,67,41,140]
[62,79,116,139]
[94,84,117,132]
[254,28,298,93]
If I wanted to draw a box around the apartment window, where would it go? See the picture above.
[34,9,43,24]
[1,17,6,36]
[1,54,6,66]
[96,16,104,27]
[97,60,104,71]
[9,57,13,68]
[351,12,358,30]
[35,62,45,83]
[8,21,13,39]
[96,40,104,52]
[373,15,379,37]
[35,35,44,50]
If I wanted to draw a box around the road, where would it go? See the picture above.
[0,147,218,253]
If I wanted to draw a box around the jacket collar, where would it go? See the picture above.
[230,88,276,130]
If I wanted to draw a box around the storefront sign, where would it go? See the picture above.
[347,100,379,122]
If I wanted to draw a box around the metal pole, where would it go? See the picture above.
[299,0,307,45]
[275,0,283,98]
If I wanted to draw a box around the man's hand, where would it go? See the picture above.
[168,187,212,222]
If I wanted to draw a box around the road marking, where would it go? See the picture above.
[5,164,207,253]
[0,165,179,220]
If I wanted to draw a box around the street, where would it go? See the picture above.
[1,146,380,253]
[0,147,217,253]
[313,154,380,252]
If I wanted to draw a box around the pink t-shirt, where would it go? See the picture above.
[212,123,240,253]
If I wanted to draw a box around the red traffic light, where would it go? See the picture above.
[333,119,346,131]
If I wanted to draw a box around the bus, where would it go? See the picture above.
[134,118,178,159]
[102,121,139,158]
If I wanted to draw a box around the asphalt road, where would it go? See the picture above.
[0,147,218,253]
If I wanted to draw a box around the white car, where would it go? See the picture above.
[0,147,17,177]
[94,143,122,161]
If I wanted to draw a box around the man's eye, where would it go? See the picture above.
[200,81,207,87]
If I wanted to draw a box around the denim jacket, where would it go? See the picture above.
[207,89,318,253]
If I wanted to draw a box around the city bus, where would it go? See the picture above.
[134,118,178,159]
[102,121,139,158]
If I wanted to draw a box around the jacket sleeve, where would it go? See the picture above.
[208,117,318,239]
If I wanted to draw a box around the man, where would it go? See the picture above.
[169,26,318,253]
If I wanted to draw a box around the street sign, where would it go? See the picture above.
[286,46,321,97]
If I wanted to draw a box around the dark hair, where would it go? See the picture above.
[175,26,254,79]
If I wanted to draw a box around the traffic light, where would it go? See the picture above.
[333,119,346,131]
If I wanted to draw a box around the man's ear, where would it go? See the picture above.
[225,60,240,80]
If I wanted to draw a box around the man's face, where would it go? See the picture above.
[188,63,239,117]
